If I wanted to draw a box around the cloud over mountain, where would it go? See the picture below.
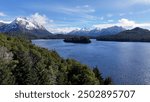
[93,18,150,30]
[30,13,53,27]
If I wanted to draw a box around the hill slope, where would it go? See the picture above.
[97,27,150,42]
[0,34,111,85]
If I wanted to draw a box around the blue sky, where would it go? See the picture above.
[0,0,150,33]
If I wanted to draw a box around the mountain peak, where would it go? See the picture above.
[0,17,52,37]
[13,17,29,24]
[11,17,46,30]
[132,27,144,30]
[68,26,126,36]
[131,27,150,32]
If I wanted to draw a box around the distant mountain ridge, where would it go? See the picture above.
[1,17,149,41]
[97,27,150,42]
[0,17,52,38]
[68,26,126,37]
[68,28,90,36]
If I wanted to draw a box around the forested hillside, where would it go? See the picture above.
[0,34,111,85]
[97,27,150,42]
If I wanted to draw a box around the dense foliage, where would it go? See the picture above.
[0,34,111,85]
[64,36,91,43]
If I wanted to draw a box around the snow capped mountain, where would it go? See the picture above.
[0,20,11,27]
[68,26,126,37]
[100,26,126,35]
[88,28,101,36]
[2,17,47,31]
[11,17,38,30]
[68,28,90,36]
[0,17,126,38]
[90,26,126,36]
[0,22,5,26]
[0,17,52,38]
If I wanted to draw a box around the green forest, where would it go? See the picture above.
[0,34,112,85]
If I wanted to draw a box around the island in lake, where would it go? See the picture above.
[64,36,91,43]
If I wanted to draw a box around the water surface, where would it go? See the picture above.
[32,39,150,85]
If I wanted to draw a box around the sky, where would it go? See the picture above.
[0,0,150,33]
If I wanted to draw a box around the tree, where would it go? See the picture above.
[104,77,112,85]
[93,66,104,84]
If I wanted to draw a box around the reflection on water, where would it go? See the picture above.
[32,39,150,85]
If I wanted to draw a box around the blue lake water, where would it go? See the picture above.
[32,39,150,85]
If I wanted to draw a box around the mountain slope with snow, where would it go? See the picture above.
[68,28,90,36]
[68,26,126,37]
[0,17,52,38]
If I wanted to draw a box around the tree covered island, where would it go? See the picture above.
[64,36,91,43]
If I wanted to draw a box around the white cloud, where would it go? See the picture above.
[0,12,6,16]
[133,23,150,29]
[118,18,135,27]
[30,13,53,26]
[93,18,150,29]
[0,20,11,24]
[27,13,150,33]
[118,19,150,29]
[29,13,81,33]
[93,23,117,28]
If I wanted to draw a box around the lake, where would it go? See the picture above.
[32,39,150,85]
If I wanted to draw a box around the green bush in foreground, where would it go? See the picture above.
[0,34,112,85]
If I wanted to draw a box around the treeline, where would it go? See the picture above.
[0,34,111,85]
[97,34,150,42]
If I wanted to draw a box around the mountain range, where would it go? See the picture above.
[68,26,126,37]
[97,27,150,42]
[0,17,52,38]
[0,17,127,39]
[1,17,150,42]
